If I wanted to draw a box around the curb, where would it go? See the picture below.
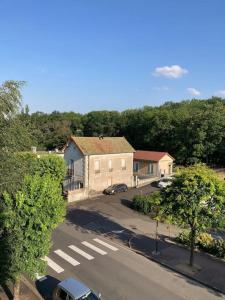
[128,236,225,296]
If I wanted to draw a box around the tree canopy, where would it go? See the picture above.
[160,164,225,266]
[0,81,34,196]
[19,97,225,166]
[0,155,66,299]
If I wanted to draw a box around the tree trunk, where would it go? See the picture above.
[189,227,196,267]
[13,279,20,300]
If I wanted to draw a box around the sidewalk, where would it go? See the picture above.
[128,234,225,295]
[0,277,42,300]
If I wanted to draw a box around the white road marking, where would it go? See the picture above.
[44,256,64,273]
[82,241,107,255]
[68,245,94,260]
[54,249,80,266]
[93,238,118,251]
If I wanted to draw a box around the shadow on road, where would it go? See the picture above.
[35,275,60,300]
[1,284,13,300]
[120,198,133,209]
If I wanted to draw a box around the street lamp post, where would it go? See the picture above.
[152,219,160,255]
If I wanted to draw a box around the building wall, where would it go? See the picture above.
[133,160,158,177]
[158,154,173,176]
[63,141,84,182]
[88,153,134,192]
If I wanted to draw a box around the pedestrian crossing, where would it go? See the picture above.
[43,256,64,274]
[68,245,94,260]
[81,241,107,255]
[54,249,80,266]
[39,238,118,278]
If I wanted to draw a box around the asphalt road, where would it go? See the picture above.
[35,217,223,300]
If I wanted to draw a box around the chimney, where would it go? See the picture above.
[31,146,37,154]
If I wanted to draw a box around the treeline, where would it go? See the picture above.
[20,97,225,166]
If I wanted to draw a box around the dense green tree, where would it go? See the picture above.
[160,164,225,266]
[0,155,66,300]
[83,110,121,137]
[17,96,225,166]
[0,81,33,196]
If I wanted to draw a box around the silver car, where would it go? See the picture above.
[157,177,173,188]
[53,278,101,300]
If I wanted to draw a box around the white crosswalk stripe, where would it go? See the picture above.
[54,249,80,266]
[68,245,94,260]
[93,238,118,251]
[82,241,107,255]
[44,256,64,273]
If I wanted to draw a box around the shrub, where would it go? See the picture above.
[133,195,152,214]
[133,191,161,215]
[197,232,213,250]
[176,230,225,258]
[210,238,225,258]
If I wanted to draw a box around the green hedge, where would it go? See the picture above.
[133,191,161,215]
[176,231,225,258]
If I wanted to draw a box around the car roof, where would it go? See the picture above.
[108,183,124,188]
[58,278,90,299]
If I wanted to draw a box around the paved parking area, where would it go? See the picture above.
[67,184,179,239]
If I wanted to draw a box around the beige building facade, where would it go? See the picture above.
[63,136,134,202]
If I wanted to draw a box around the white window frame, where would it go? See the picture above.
[121,158,126,170]
[148,162,154,175]
[94,160,100,174]
[108,159,113,172]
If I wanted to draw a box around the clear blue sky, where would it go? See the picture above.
[1,0,225,113]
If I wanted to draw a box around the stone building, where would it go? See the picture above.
[63,136,135,202]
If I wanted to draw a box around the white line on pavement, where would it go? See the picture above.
[93,238,118,251]
[68,245,94,260]
[44,256,64,273]
[81,241,107,255]
[54,249,80,266]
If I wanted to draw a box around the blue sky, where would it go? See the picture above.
[1,0,225,113]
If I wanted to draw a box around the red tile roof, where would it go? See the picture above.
[134,150,174,161]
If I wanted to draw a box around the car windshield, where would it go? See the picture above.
[78,291,100,300]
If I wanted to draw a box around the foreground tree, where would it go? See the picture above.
[160,164,225,266]
[0,156,66,299]
[0,80,33,196]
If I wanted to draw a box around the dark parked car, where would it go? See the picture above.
[103,183,128,195]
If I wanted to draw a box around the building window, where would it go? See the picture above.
[121,158,126,170]
[148,163,154,174]
[68,159,74,176]
[134,161,139,172]
[94,160,100,174]
[108,159,113,172]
